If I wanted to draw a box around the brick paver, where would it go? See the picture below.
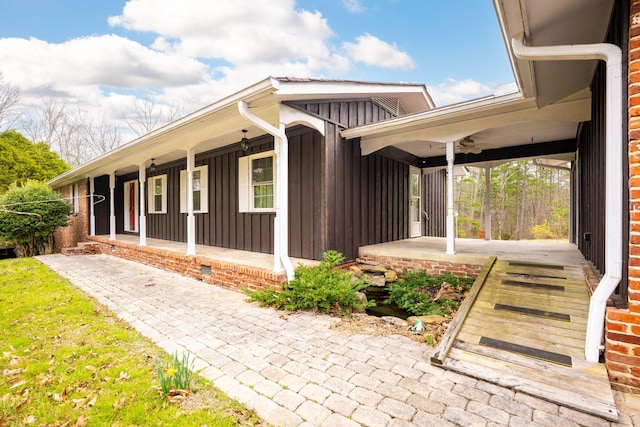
[37,254,638,426]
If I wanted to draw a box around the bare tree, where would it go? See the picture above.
[126,93,181,136]
[0,74,22,130]
[22,97,123,166]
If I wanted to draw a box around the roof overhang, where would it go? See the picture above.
[49,77,432,188]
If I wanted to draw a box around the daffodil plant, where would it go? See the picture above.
[155,351,194,395]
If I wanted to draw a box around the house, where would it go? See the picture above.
[50,0,640,392]
[50,78,440,286]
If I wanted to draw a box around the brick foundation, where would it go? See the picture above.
[86,236,287,292]
[356,255,483,279]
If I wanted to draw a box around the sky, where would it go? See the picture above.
[0,0,514,139]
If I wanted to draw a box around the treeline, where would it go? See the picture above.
[455,160,570,240]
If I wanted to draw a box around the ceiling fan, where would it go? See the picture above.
[458,136,483,154]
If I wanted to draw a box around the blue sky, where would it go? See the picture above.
[0,0,514,134]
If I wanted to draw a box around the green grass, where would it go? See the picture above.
[0,258,265,426]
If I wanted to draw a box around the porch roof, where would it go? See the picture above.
[49,77,432,188]
[341,0,614,166]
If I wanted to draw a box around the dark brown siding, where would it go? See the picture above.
[423,169,446,237]
[145,136,276,254]
[577,0,628,306]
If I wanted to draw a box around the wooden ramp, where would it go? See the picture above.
[432,258,619,421]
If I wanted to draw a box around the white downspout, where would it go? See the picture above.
[446,140,456,254]
[238,100,295,281]
[512,34,622,362]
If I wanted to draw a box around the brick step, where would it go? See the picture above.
[62,242,101,256]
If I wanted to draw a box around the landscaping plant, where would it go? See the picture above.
[0,181,72,257]
[156,351,194,395]
[248,250,372,315]
[385,270,475,317]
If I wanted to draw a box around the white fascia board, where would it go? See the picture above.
[342,91,527,141]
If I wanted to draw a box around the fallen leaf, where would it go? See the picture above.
[84,365,97,372]
[15,397,31,411]
[2,368,25,376]
[113,397,126,410]
[87,396,97,407]
[10,380,26,389]
[72,415,87,427]
[117,371,130,381]
[24,415,35,424]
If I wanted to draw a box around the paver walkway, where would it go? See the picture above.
[37,254,640,427]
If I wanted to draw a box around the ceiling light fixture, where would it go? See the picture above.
[240,129,250,151]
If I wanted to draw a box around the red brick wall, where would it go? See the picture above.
[87,236,287,292]
[608,0,640,392]
[53,180,89,252]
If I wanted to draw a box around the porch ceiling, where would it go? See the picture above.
[342,0,614,166]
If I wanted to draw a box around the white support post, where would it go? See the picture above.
[139,163,147,247]
[186,148,196,256]
[109,172,116,241]
[484,166,491,241]
[446,141,456,255]
[89,176,95,236]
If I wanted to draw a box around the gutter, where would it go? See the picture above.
[238,100,295,281]
[512,34,622,363]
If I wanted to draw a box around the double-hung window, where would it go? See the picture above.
[180,165,208,213]
[239,151,275,212]
[147,175,167,214]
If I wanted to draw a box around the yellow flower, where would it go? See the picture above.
[166,368,176,377]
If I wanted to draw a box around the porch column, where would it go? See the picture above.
[446,141,456,254]
[484,166,491,241]
[138,163,147,246]
[109,172,116,241]
[186,147,196,256]
[89,176,95,236]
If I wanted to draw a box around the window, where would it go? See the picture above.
[239,151,276,212]
[147,175,167,214]
[180,165,208,213]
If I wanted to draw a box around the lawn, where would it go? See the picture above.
[0,258,264,426]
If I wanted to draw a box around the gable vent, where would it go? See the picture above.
[373,97,407,116]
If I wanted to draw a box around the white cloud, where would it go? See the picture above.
[108,0,343,68]
[342,34,414,71]
[342,0,366,13]
[0,0,426,147]
[427,78,495,106]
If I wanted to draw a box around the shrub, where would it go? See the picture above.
[0,181,72,256]
[386,270,475,317]
[248,250,371,315]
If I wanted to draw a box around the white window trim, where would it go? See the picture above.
[180,165,208,214]
[238,150,276,213]
[148,174,167,214]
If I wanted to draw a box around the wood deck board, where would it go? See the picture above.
[434,259,618,421]
[444,348,618,421]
